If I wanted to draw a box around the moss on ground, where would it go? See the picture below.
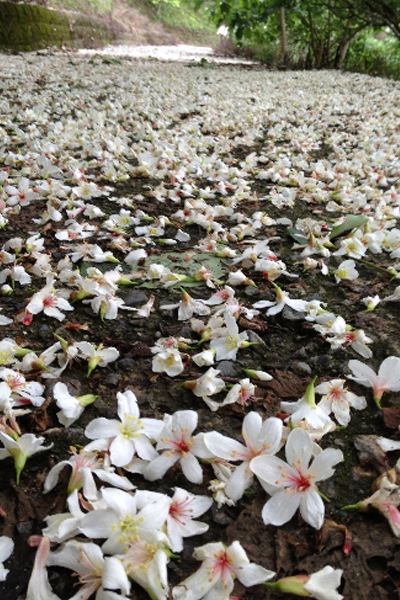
[0,1,116,51]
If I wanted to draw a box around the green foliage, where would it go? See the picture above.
[345,30,400,79]
[151,0,215,34]
[48,0,114,13]
[150,0,181,9]
[330,215,368,240]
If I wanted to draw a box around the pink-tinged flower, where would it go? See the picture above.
[5,177,39,206]
[166,487,213,552]
[26,537,60,600]
[85,389,163,467]
[44,448,134,500]
[251,428,343,529]
[46,539,130,600]
[205,413,283,501]
[144,410,213,484]
[0,536,14,582]
[225,378,255,405]
[266,565,343,600]
[315,378,366,426]
[343,475,400,537]
[0,367,45,407]
[348,356,400,408]
[23,277,73,323]
[172,541,275,600]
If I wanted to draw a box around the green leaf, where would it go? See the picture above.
[287,227,309,245]
[330,215,368,240]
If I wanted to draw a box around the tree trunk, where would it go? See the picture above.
[279,6,287,65]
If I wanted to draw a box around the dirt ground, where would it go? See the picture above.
[0,55,400,600]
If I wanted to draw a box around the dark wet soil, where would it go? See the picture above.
[1,64,400,600]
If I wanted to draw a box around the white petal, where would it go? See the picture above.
[85,418,119,439]
[44,461,69,493]
[0,536,14,563]
[379,356,400,390]
[109,435,134,467]
[308,448,343,481]
[251,455,293,488]
[261,490,301,526]
[285,427,313,468]
[258,417,283,454]
[172,410,198,435]
[242,412,262,449]
[304,566,343,600]
[204,431,247,461]
[79,510,116,539]
[235,562,275,586]
[347,359,375,386]
[225,461,253,502]
[299,487,325,529]
[144,452,178,481]
[180,453,203,484]
[134,435,158,461]
[102,557,130,594]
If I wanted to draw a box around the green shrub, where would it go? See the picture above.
[345,31,400,80]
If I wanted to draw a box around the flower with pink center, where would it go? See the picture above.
[251,427,343,529]
[0,367,45,407]
[204,286,236,306]
[342,475,400,537]
[315,378,366,426]
[172,540,275,600]
[44,449,134,500]
[166,487,213,552]
[143,410,213,484]
[24,278,73,323]
[46,539,130,600]
[348,356,400,408]
[204,412,283,501]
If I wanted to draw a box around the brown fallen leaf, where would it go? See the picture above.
[354,435,390,473]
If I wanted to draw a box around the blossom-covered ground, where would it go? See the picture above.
[1,51,400,600]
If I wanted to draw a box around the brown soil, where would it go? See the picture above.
[0,59,400,600]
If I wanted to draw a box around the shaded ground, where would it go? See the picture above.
[0,53,399,600]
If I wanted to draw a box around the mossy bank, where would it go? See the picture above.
[0,1,118,51]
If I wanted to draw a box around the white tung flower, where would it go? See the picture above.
[251,428,343,529]
[172,540,275,600]
[85,389,163,466]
